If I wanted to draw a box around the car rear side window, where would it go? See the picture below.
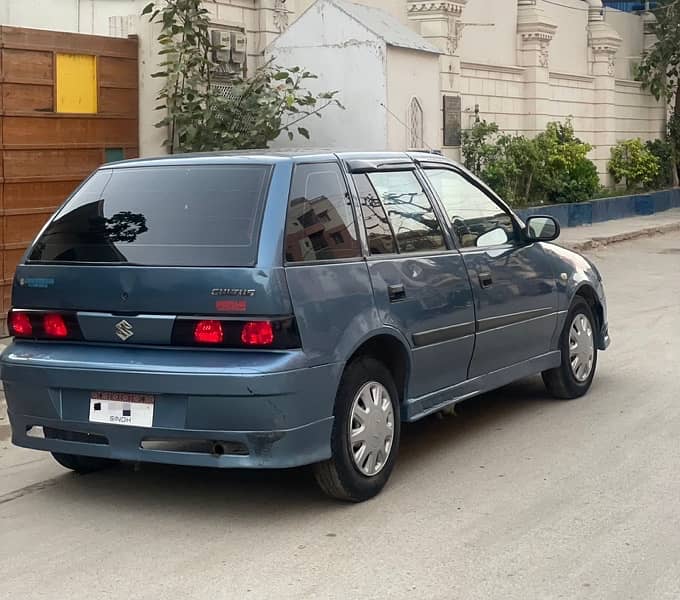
[366,171,446,253]
[353,174,397,255]
[285,163,361,262]
[28,165,272,267]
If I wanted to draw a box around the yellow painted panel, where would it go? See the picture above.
[56,54,98,114]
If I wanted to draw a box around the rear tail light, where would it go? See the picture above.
[9,311,32,337]
[172,317,300,349]
[193,320,224,344]
[43,313,68,338]
[7,309,82,341]
[241,321,274,346]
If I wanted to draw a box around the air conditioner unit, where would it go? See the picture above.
[210,29,232,64]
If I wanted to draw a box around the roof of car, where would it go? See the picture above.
[103,150,456,169]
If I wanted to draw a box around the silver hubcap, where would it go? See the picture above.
[349,382,395,477]
[569,313,594,382]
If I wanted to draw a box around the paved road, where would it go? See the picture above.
[1,233,679,600]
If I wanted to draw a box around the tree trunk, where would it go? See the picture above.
[673,90,680,187]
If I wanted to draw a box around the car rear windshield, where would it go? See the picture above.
[28,164,272,267]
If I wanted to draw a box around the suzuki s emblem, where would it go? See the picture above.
[115,319,134,341]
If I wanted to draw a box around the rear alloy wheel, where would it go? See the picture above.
[44,427,118,474]
[313,357,400,502]
[542,297,598,399]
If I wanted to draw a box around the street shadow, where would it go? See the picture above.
[40,376,568,519]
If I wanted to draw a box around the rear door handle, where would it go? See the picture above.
[478,272,493,288]
[388,284,406,302]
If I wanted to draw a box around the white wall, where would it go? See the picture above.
[542,0,589,75]
[459,0,516,67]
[0,0,143,34]
[459,64,526,134]
[606,8,644,80]
[386,46,440,150]
[267,3,388,149]
[294,0,409,25]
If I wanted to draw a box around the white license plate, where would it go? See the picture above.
[89,392,154,427]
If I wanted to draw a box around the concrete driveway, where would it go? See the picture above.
[1,232,679,600]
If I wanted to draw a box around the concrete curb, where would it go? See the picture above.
[563,221,680,252]
[1,394,8,441]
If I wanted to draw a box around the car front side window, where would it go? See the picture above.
[366,170,446,254]
[424,168,517,249]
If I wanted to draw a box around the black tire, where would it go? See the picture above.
[44,427,117,474]
[542,297,598,400]
[313,357,401,502]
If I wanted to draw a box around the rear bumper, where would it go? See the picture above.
[1,342,340,468]
[6,414,333,469]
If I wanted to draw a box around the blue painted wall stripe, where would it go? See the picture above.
[515,188,680,228]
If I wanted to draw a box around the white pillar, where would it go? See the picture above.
[516,0,557,138]
[407,0,467,157]
[588,17,622,183]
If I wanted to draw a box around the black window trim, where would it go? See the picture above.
[352,172,401,255]
[282,159,363,267]
[418,163,523,251]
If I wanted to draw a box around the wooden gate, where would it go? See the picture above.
[0,26,139,333]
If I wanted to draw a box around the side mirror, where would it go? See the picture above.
[524,215,560,242]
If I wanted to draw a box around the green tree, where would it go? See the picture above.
[637,1,680,182]
[143,0,342,153]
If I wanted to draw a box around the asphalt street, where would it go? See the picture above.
[0,232,678,600]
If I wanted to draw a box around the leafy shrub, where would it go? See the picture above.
[608,139,660,190]
[645,138,674,189]
[461,121,499,176]
[461,120,600,205]
[532,121,600,203]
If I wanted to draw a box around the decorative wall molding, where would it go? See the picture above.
[615,79,644,89]
[516,0,557,69]
[460,61,525,75]
[272,0,290,32]
[407,0,465,16]
[549,71,596,83]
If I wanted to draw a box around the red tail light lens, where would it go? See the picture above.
[43,313,68,338]
[241,321,274,346]
[193,320,224,344]
[172,317,298,349]
[9,311,33,337]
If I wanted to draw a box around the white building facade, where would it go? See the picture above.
[1,0,667,182]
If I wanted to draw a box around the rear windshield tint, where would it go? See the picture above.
[28,165,272,267]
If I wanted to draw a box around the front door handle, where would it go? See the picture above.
[388,283,406,302]
[478,272,493,288]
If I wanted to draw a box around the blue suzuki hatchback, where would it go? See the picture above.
[1,151,609,501]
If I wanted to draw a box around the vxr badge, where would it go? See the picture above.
[115,319,134,341]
